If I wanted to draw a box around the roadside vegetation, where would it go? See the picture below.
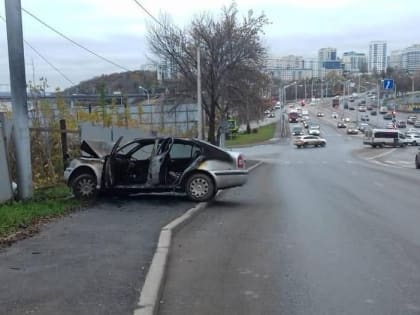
[226,123,276,147]
[0,185,80,240]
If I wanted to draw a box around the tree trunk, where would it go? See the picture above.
[207,103,216,144]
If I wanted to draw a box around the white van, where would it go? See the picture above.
[363,129,408,148]
[379,106,388,114]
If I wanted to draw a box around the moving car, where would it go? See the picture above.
[291,126,305,136]
[406,133,420,146]
[346,124,358,135]
[358,123,370,133]
[317,112,324,117]
[407,115,417,125]
[360,114,370,122]
[331,112,338,119]
[294,135,326,148]
[383,113,393,120]
[337,121,346,128]
[64,136,248,202]
[308,124,321,136]
[371,110,377,116]
[414,120,420,128]
[397,120,407,128]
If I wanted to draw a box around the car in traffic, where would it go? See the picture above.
[291,126,304,136]
[358,105,367,112]
[414,120,420,128]
[383,113,393,120]
[64,136,248,202]
[317,112,324,117]
[370,110,377,116]
[308,124,321,136]
[346,124,358,135]
[397,120,407,128]
[337,121,346,128]
[406,133,420,146]
[358,123,370,133]
[294,135,326,148]
[407,115,417,125]
[268,112,275,118]
[360,114,370,122]
[331,112,338,119]
[342,117,351,123]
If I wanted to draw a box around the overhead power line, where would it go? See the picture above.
[132,0,164,28]
[0,14,75,85]
[21,7,132,72]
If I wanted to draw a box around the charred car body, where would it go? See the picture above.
[64,137,248,202]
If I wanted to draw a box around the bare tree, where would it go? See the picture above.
[147,3,269,143]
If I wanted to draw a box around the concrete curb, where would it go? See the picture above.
[133,162,264,315]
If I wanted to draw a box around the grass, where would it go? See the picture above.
[226,122,276,147]
[0,185,81,238]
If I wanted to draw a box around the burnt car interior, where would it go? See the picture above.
[108,137,204,188]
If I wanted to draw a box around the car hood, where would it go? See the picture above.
[80,140,115,158]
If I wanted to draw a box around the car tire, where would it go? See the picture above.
[71,174,97,200]
[185,173,215,202]
[320,142,326,147]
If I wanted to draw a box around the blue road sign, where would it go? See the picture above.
[383,79,394,90]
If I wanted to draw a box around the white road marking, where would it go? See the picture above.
[365,148,397,160]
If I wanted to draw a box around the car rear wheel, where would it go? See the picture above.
[185,173,215,202]
[72,174,97,200]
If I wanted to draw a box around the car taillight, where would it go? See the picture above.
[237,155,245,169]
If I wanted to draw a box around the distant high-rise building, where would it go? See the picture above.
[389,50,403,70]
[368,41,387,73]
[401,44,420,72]
[264,55,318,81]
[342,51,367,73]
[318,47,342,78]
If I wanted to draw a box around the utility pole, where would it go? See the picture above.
[197,46,203,140]
[5,0,33,199]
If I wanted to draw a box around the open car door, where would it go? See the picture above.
[147,137,174,185]
[103,136,123,188]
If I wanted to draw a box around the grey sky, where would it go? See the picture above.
[0,0,419,90]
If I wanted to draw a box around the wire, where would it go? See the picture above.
[132,0,164,28]
[21,8,132,72]
[0,14,75,85]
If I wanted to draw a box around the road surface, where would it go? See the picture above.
[159,121,420,315]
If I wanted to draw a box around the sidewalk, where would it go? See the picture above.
[237,109,282,133]
[0,197,194,315]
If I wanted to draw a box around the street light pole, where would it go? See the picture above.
[196,46,203,140]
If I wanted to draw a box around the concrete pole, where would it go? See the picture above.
[197,47,203,140]
[5,0,33,199]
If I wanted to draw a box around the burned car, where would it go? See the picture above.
[64,136,248,202]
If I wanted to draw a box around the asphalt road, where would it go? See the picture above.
[159,121,420,315]
[0,195,195,315]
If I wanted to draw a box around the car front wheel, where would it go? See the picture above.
[186,173,215,202]
[72,174,98,200]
